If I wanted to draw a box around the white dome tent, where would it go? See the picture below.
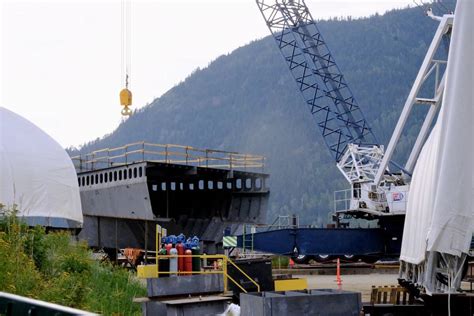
[0,107,82,228]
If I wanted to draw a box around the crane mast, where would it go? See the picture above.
[256,0,453,219]
[256,0,377,162]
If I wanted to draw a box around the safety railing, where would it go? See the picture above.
[268,214,299,230]
[72,141,265,172]
[154,254,260,293]
[0,292,97,315]
[154,225,260,293]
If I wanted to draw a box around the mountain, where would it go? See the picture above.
[69,3,455,225]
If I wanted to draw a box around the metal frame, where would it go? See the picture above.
[337,144,384,183]
[256,0,377,162]
[374,15,453,185]
[72,141,265,172]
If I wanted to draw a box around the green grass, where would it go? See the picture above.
[0,208,146,315]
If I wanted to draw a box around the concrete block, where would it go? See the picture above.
[240,289,362,316]
[147,274,223,298]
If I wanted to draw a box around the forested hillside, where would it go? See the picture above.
[69,4,455,225]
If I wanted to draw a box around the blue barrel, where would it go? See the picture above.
[177,233,186,244]
[168,235,178,245]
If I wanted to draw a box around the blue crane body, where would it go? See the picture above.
[236,217,405,262]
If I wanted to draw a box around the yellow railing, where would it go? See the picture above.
[154,224,260,293]
[154,254,260,294]
[71,141,265,172]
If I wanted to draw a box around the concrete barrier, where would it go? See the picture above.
[240,289,361,316]
[147,274,223,298]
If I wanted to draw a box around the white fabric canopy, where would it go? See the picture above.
[0,107,82,228]
[426,0,473,256]
[400,0,473,293]
[399,123,440,265]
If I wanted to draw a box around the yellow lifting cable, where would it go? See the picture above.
[120,0,132,117]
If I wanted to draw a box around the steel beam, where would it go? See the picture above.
[374,15,453,185]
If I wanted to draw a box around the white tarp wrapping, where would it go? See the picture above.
[0,107,82,228]
[399,124,440,265]
[399,0,473,293]
[426,0,473,257]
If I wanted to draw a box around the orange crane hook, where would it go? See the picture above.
[120,0,132,117]
[120,74,132,116]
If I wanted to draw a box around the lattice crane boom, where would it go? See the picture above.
[256,0,377,162]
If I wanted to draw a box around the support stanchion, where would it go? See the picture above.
[336,258,342,289]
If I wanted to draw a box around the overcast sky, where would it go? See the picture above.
[1,0,415,148]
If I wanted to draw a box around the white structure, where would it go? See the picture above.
[335,13,453,218]
[400,0,473,294]
[0,107,82,228]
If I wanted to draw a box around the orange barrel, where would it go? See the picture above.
[176,243,185,274]
[184,249,193,275]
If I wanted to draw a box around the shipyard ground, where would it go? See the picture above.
[295,274,473,302]
[300,272,398,301]
[137,263,474,302]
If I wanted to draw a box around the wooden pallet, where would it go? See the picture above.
[463,261,474,291]
[370,285,414,305]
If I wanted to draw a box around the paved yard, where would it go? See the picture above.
[296,272,399,302]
